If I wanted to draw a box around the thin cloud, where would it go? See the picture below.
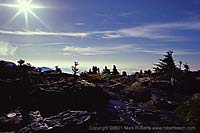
[36,42,68,46]
[101,33,122,39]
[20,44,33,47]
[100,22,200,40]
[0,41,17,56]
[62,44,200,56]
[0,21,200,41]
[75,22,85,26]
[19,42,70,47]
[118,11,138,17]
[63,44,132,55]
[0,30,89,38]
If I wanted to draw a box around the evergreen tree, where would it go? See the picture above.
[179,61,182,70]
[183,63,190,72]
[55,66,62,73]
[92,66,98,74]
[72,61,79,76]
[154,51,177,76]
[103,66,110,74]
[122,71,127,76]
[139,70,143,76]
[144,69,152,76]
[112,65,119,75]
[17,59,25,66]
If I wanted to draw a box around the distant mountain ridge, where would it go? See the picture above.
[0,60,16,67]
[35,67,54,72]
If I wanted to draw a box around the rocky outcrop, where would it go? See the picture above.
[130,77,151,90]
[30,79,109,114]
[0,109,92,133]
[1,65,199,132]
[18,110,91,132]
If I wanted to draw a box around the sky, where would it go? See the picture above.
[0,0,200,73]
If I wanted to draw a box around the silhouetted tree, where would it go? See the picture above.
[183,63,190,72]
[112,65,119,75]
[92,66,98,74]
[26,63,31,67]
[80,71,88,77]
[122,71,127,76]
[97,68,100,74]
[88,69,92,74]
[147,69,152,75]
[144,69,152,76]
[55,66,62,73]
[179,61,182,70]
[17,59,25,66]
[103,66,110,74]
[154,51,177,77]
[72,61,79,76]
[140,70,143,76]
[23,63,35,72]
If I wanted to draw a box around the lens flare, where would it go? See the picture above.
[0,0,48,29]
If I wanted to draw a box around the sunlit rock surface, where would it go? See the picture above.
[18,110,91,132]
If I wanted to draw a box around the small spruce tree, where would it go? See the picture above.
[112,65,119,75]
[154,51,177,77]
[183,63,190,73]
[17,59,25,66]
[72,61,79,76]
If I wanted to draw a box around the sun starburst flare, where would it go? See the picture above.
[0,0,48,29]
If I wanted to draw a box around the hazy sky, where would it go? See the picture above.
[0,0,200,73]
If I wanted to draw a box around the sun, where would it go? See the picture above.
[14,0,38,28]
[17,0,33,12]
[0,0,48,29]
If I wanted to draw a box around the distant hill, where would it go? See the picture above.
[35,67,54,72]
[0,60,16,67]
